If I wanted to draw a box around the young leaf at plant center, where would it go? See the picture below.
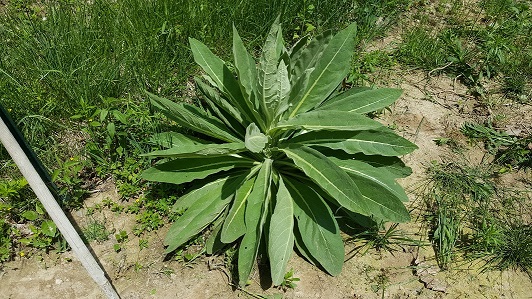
[245,123,268,153]
[269,177,295,285]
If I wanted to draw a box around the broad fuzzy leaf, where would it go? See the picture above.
[221,177,255,243]
[143,142,246,158]
[245,123,268,153]
[268,177,295,285]
[195,77,246,135]
[189,38,263,128]
[149,132,208,149]
[284,176,344,276]
[329,157,409,202]
[288,24,357,118]
[289,30,333,84]
[318,88,403,114]
[287,129,418,156]
[148,92,240,143]
[329,157,410,222]
[281,145,369,216]
[142,156,253,185]
[164,174,247,253]
[233,25,259,108]
[257,17,285,124]
[238,159,273,286]
[205,212,226,255]
[273,110,384,132]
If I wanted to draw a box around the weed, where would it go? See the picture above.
[350,222,426,255]
[82,219,111,243]
[280,268,300,290]
[422,158,532,272]
[461,122,532,169]
[113,230,128,252]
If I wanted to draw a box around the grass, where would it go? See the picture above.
[421,159,532,274]
[396,0,532,94]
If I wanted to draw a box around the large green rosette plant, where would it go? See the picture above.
[142,19,417,286]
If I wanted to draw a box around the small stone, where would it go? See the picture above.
[55,278,63,285]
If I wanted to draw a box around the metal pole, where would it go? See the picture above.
[0,109,120,299]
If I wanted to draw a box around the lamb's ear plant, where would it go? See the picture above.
[142,18,417,286]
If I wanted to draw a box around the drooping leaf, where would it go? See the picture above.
[284,176,344,276]
[289,30,333,84]
[148,92,241,142]
[221,176,255,243]
[149,132,208,149]
[268,177,295,285]
[329,157,411,222]
[164,174,247,253]
[318,149,413,178]
[142,142,246,158]
[245,123,268,153]
[257,16,285,124]
[172,176,243,213]
[287,129,418,156]
[238,159,272,286]
[288,23,357,118]
[351,154,413,178]
[318,88,403,114]
[281,145,369,216]
[273,110,384,132]
[142,156,253,185]
[329,157,409,202]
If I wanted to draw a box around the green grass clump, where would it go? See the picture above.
[422,160,532,274]
[461,122,532,169]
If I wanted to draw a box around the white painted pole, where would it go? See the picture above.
[0,118,120,299]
